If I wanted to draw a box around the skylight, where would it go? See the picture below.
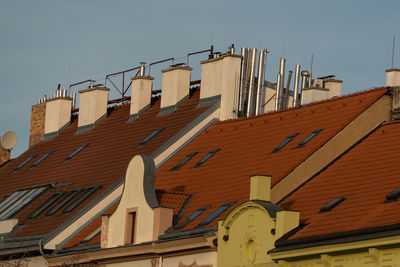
[62,185,102,214]
[30,151,54,169]
[297,129,323,148]
[46,188,83,216]
[271,134,298,153]
[14,154,37,172]
[194,149,220,168]
[0,186,49,220]
[385,187,400,203]
[64,144,88,162]
[170,152,198,171]
[175,206,210,229]
[319,197,345,213]
[199,202,235,226]
[138,128,164,147]
[28,191,65,219]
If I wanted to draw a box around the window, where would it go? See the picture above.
[385,187,400,203]
[0,186,49,220]
[271,134,298,153]
[62,185,102,214]
[170,152,198,171]
[82,226,101,243]
[30,151,54,169]
[297,129,323,148]
[175,206,210,229]
[46,188,82,216]
[14,154,37,172]
[194,149,220,168]
[319,197,345,213]
[138,128,164,147]
[125,211,137,244]
[199,202,235,226]
[64,144,89,162]
[28,191,65,219]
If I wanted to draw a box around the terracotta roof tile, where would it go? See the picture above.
[0,89,211,238]
[155,87,388,231]
[279,120,400,240]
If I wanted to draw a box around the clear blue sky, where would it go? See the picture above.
[1,0,400,157]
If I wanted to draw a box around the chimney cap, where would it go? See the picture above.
[161,65,192,74]
[386,68,400,73]
[78,86,110,94]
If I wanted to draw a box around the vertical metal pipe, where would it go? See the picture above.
[277,58,286,110]
[293,65,301,107]
[140,62,146,76]
[72,93,77,109]
[275,73,282,111]
[255,49,267,115]
[238,48,248,116]
[246,48,258,116]
[283,70,293,109]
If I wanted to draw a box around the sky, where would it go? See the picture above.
[1,0,400,157]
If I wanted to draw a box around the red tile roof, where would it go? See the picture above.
[0,88,211,238]
[155,87,388,231]
[279,119,400,241]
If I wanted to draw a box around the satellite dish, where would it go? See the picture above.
[1,130,17,150]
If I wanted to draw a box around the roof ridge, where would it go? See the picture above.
[216,86,389,125]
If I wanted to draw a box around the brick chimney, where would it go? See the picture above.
[200,54,242,120]
[159,66,192,115]
[129,76,154,121]
[29,102,46,147]
[44,95,72,139]
[77,85,110,133]
[0,145,10,165]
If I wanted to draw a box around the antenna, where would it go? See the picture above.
[392,35,396,69]
[1,130,17,150]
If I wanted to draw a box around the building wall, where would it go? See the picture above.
[0,256,48,267]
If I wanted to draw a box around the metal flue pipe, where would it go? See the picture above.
[301,71,310,90]
[139,62,146,76]
[293,65,301,107]
[275,73,282,111]
[255,49,268,115]
[246,48,258,116]
[238,47,249,116]
[276,58,286,110]
[283,70,293,109]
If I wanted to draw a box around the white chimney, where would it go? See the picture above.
[129,76,154,121]
[200,54,242,120]
[324,79,342,98]
[159,66,192,115]
[44,96,72,139]
[77,86,109,132]
[386,68,400,86]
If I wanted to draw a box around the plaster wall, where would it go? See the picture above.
[130,77,154,115]
[301,88,329,105]
[325,80,342,98]
[44,98,72,134]
[0,256,47,267]
[106,155,155,247]
[162,251,217,267]
[106,258,154,267]
[78,87,109,128]
[386,69,400,86]
[264,87,277,113]
[160,67,191,109]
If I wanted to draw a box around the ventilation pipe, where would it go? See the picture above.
[275,58,286,110]
[283,70,292,109]
[301,71,310,91]
[293,65,301,107]
[238,48,249,116]
[246,48,258,116]
[255,49,267,115]
[275,73,282,111]
[139,62,146,76]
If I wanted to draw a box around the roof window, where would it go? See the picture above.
[62,185,102,214]
[14,154,37,172]
[170,152,198,171]
[199,202,235,226]
[64,144,88,162]
[28,191,65,219]
[194,149,220,168]
[138,128,164,147]
[46,188,83,216]
[82,226,101,243]
[319,197,345,213]
[175,206,210,229]
[0,185,49,220]
[385,187,400,203]
[30,151,54,169]
[271,134,298,153]
[297,129,323,148]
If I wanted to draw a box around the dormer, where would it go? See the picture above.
[101,155,173,247]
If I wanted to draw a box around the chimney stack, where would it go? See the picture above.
[44,94,72,139]
[29,101,46,147]
[159,65,192,115]
[386,68,400,86]
[0,145,10,166]
[77,85,110,133]
[200,53,242,120]
[129,74,154,121]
